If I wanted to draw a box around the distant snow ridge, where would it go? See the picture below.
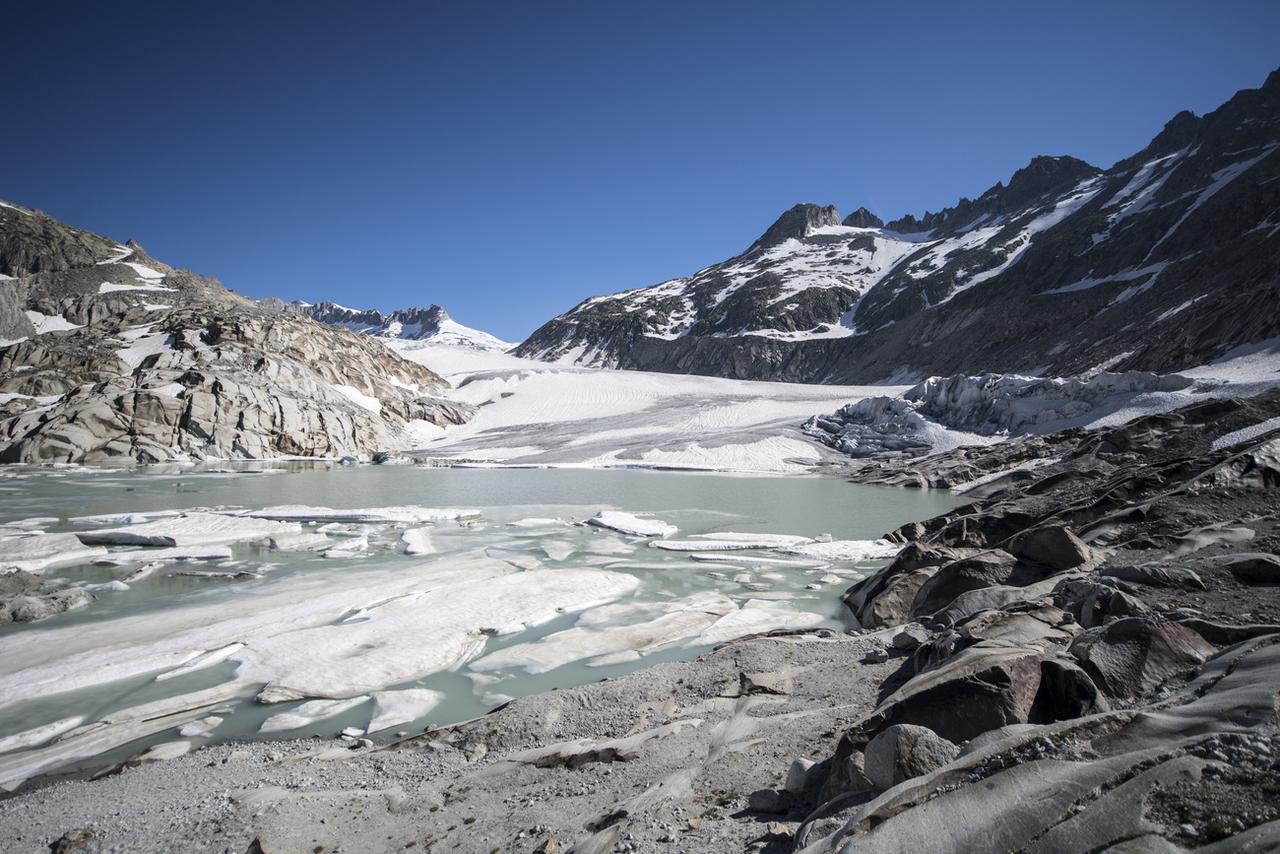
[296,301,513,352]
[805,371,1194,458]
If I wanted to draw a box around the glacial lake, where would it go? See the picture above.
[0,464,963,785]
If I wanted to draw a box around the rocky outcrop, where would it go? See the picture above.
[748,203,841,251]
[0,283,33,341]
[0,570,94,624]
[795,388,1280,852]
[0,205,472,463]
[519,68,1280,383]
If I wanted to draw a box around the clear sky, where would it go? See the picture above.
[4,1,1277,341]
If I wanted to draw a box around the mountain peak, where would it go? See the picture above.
[1000,155,1100,206]
[749,203,841,251]
[842,207,884,229]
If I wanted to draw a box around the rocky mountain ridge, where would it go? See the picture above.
[0,201,472,464]
[287,300,512,351]
[518,69,1280,384]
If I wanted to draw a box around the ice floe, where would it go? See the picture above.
[236,505,478,524]
[95,545,234,565]
[177,716,223,738]
[259,696,371,734]
[77,513,299,547]
[0,716,85,755]
[693,599,826,646]
[588,511,677,538]
[471,593,737,674]
[0,533,107,573]
[366,688,444,734]
[650,532,814,552]
[782,539,899,561]
[399,528,433,555]
[688,553,827,568]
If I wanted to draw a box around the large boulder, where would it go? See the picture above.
[1098,563,1206,590]
[870,643,1046,743]
[863,724,959,791]
[911,551,1033,616]
[843,543,978,628]
[1215,552,1280,584]
[1008,525,1099,572]
[1053,578,1149,629]
[1068,618,1215,699]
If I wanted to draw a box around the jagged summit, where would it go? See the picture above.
[842,207,883,229]
[885,154,1100,235]
[748,203,841,251]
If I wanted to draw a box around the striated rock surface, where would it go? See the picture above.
[0,201,472,463]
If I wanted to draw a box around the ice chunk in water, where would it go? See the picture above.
[238,505,479,524]
[366,688,444,734]
[0,716,85,754]
[471,593,736,674]
[259,696,371,734]
[691,599,825,646]
[783,539,899,561]
[0,533,107,573]
[95,545,233,565]
[651,533,814,552]
[78,513,299,547]
[399,528,433,555]
[588,511,677,538]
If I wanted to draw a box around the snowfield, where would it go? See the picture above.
[391,336,1280,473]
[387,340,898,473]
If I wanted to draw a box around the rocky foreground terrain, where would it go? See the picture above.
[3,389,1278,853]
[519,69,1280,384]
[0,201,471,463]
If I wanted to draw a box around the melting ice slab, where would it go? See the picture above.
[588,511,677,537]
[77,513,299,547]
[0,533,107,573]
[0,559,639,712]
[366,688,445,734]
[650,532,815,552]
[235,505,479,524]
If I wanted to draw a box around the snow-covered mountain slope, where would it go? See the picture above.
[296,301,513,351]
[519,68,1280,383]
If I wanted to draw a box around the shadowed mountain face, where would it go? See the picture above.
[518,69,1280,383]
[0,203,471,464]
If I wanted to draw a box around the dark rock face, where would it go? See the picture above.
[841,207,883,229]
[0,205,472,463]
[519,69,1280,383]
[748,203,841,251]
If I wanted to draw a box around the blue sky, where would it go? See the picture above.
[4,1,1277,341]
